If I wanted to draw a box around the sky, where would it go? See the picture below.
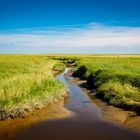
[0,0,140,54]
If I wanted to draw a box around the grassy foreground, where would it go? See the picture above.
[0,55,67,120]
[50,55,140,114]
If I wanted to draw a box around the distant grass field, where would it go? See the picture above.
[50,54,140,114]
[0,55,67,120]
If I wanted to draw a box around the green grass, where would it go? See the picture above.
[52,62,65,72]
[66,55,140,113]
[0,55,67,120]
[1,54,140,119]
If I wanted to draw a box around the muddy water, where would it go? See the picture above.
[0,68,140,140]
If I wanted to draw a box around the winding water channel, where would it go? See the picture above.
[0,68,140,140]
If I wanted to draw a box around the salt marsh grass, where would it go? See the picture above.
[73,56,140,112]
[0,55,67,120]
[51,54,140,113]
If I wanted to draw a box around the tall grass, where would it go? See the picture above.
[72,56,140,113]
[0,55,67,120]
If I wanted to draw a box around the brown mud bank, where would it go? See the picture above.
[0,100,73,140]
[0,68,67,121]
[66,70,140,131]
[0,90,67,121]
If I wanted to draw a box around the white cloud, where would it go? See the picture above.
[0,23,140,53]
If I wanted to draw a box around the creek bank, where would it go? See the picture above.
[0,101,72,140]
[66,69,140,131]
[0,66,68,121]
[72,61,140,116]
[0,91,67,121]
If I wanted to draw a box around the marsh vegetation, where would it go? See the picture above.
[50,54,140,114]
[0,55,67,120]
[0,54,140,121]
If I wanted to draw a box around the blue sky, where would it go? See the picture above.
[0,0,140,54]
